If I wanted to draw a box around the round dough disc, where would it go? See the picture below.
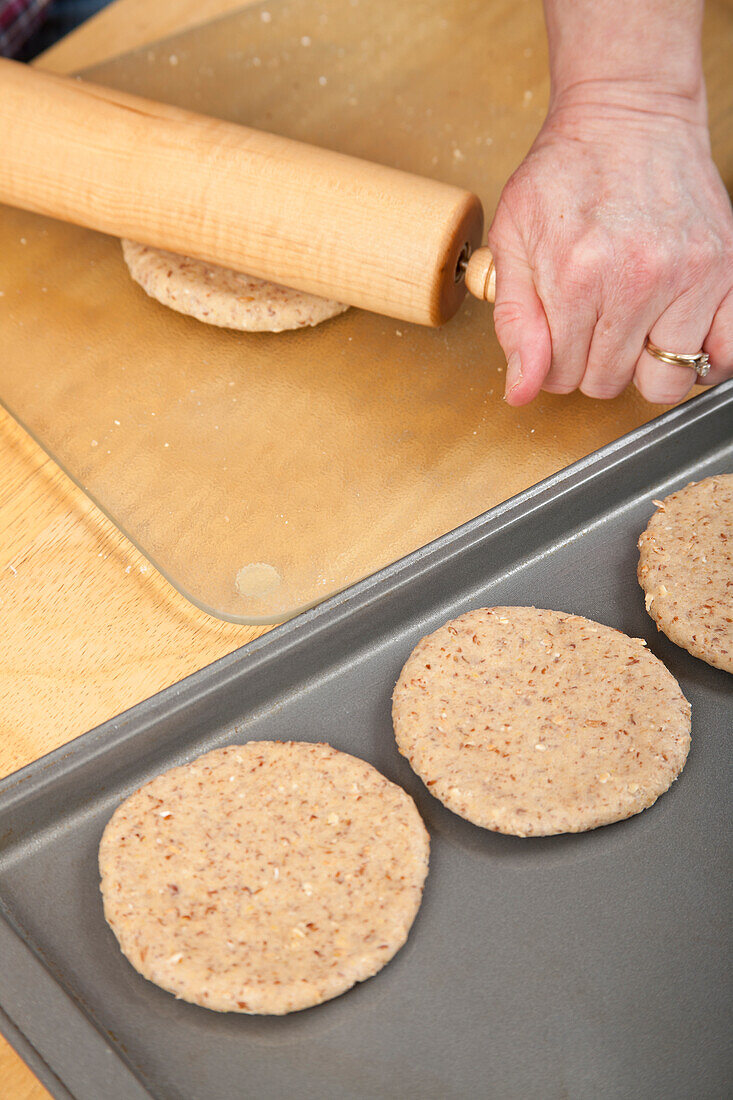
[99,741,429,1014]
[121,240,349,332]
[638,475,733,673]
[392,607,691,837]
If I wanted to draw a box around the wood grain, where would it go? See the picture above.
[2,1053,51,1100]
[0,58,482,324]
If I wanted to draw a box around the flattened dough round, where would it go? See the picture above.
[99,742,429,1014]
[392,607,691,837]
[121,240,349,332]
[638,475,733,673]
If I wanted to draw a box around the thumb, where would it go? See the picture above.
[488,229,551,406]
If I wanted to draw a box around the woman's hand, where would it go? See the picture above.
[488,84,733,405]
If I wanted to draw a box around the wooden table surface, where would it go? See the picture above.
[2,2,732,1097]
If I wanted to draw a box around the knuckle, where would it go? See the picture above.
[680,254,714,290]
[580,378,625,400]
[620,242,669,295]
[492,299,527,339]
[685,226,731,279]
[641,230,733,301]
[643,388,691,405]
[636,375,694,405]
[559,233,612,292]
[541,379,577,395]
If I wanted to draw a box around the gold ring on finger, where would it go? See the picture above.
[645,339,711,378]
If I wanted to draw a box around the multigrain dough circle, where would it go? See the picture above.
[638,475,733,673]
[392,607,691,837]
[121,240,349,332]
[99,742,429,1014]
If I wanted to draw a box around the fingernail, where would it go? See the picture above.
[504,352,523,401]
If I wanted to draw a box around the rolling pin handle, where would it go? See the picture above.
[463,246,496,304]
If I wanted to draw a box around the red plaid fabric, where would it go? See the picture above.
[0,0,52,57]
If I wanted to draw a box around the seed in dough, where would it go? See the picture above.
[99,741,429,1014]
[121,240,349,332]
[638,474,732,674]
[392,607,691,837]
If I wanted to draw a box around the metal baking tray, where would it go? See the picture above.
[1,383,731,1100]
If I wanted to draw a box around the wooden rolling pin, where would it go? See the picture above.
[0,58,495,325]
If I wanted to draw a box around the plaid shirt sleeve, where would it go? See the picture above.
[0,0,53,58]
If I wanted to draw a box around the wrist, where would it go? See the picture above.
[544,77,709,136]
[543,0,706,123]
